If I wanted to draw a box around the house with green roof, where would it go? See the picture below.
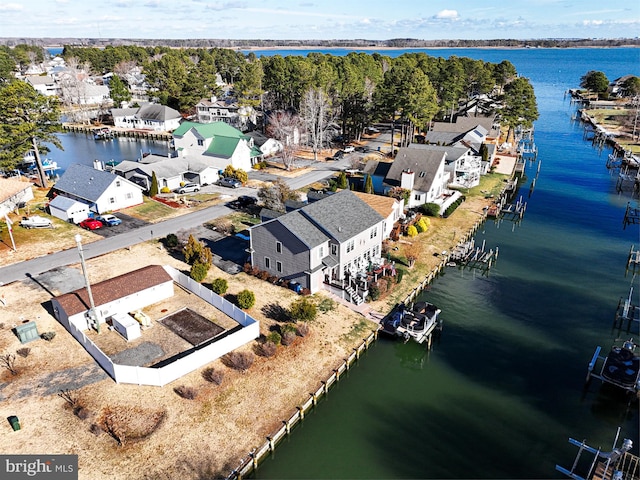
[172,121,264,172]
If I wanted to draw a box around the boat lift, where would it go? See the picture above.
[556,428,638,480]
[586,338,640,394]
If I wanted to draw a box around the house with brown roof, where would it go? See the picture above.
[0,178,34,217]
[50,264,260,386]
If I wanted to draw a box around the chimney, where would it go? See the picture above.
[93,159,104,171]
[401,169,415,191]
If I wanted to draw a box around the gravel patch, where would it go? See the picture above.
[110,341,165,367]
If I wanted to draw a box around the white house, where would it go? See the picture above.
[112,104,182,132]
[0,178,34,217]
[24,75,58,96]
[172,121,264,172]
[113,155,220,191]
[48,194,90,224]
[51,163,144,214]
[384,148,451,209]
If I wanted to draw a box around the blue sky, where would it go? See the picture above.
[1,0,639,40]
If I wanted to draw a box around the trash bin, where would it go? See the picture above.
[8,415,20,431]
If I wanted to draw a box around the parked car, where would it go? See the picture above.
[20,215,53,229]
[365,126,380,134]
[217,177,242,188]
[237,195,257,207]
[343,145,355,153]
[332,150,344,160]
[176,183,200,194]
[79,218,103,230]
[96,214,122,227]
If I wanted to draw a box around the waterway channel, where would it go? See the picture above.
[244,47,640,479]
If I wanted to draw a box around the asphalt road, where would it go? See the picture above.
[0,127,395,286]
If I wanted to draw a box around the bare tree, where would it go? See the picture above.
[59,57,96,124]
[404,242,422,268]
[113,60,138,78]
[300,87,336,162]
[1,353,18,376]
[267,110,303,171]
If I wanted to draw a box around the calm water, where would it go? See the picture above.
[246,48,640,479]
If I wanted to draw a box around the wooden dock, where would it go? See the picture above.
[449,239,499,275]
[627,245,640,274]
[623,203,640,230]
[62,123,172,141]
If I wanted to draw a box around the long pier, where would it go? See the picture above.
[62,123,172,141]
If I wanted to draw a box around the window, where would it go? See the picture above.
[346,240,355,253]
[331,244,337,256]
[109,197,115,204]
[276,261,282,273]
[414,194,421,201]
[319,246,324,258]
[276,241,282,253]
[197,139,204,146]
[126,192,133,199]
[265,257,271,269]
[115,180,121,187]
[370,227,377,239]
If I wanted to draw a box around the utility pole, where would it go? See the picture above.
[75,234,100,333]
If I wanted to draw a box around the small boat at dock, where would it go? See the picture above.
[586,338,640,394]
[94,127,114,140]
[381,301,442,344]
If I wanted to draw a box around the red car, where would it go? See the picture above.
[79,218,103,230]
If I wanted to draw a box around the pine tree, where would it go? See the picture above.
[149,171,159,197]
[364,174,374,194]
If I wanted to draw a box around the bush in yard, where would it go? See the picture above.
[444,197,465,218]
[281,325,297,346]
[258,270,270,280]
[257,340,277,357]
[164,233,178,249]
[183,234,212,267]
[396,268,405,284]
[421,202,441,217]
[317,297,336,313]
[296,322,310,337]
[202,367,224,385]
[368,285,381,301]
[416,218,429,233]
[210,278,228,295]
[190,262,209,283]
[406,225,418,238]
[98,406,166,446]
[41,331,56,341]
[222,351,254,372]
[160,186,171,194]
[289,297,317,322]
[174,385,198,400]
[267,331,282,345]
[237,289,255,309]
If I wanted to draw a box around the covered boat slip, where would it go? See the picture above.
[586,338,640,394]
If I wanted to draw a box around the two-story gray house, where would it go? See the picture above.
[249,189,388,304]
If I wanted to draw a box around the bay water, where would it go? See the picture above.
[244,48,640,479]
[44,47,640,478]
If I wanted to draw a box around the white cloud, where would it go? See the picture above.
[583,19,604,26]
[434,9,459,20]
[0,3,23,11]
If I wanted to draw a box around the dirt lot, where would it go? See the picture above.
[0,170,505,479]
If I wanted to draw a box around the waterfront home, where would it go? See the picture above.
[411,144,484,189]
[112,104,182,132]
[195,95,257,131]
[24,75,58,96]
[50,163,144,214]
[113,154,220,191]
[48,194,90,224]
[172,121,264,172]
[0,178,34,217]
[384,147,451,209]
[249,189,392,304]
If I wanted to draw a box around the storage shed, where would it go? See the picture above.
[110,312,141,341]
[48,195,90,224]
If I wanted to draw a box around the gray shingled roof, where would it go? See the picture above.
[299,189,383,243]
[138,104,181,121]
[385,148,445,192]
[409,145,469,165]
[431,115,496,134]
[49,194,88,211]
[53,164,122,202]
[273,211,329,248]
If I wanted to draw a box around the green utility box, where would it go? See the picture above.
[15,321,39,344]
[8,415,20,431]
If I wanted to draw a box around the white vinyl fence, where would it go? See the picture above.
[56,265,259,387]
